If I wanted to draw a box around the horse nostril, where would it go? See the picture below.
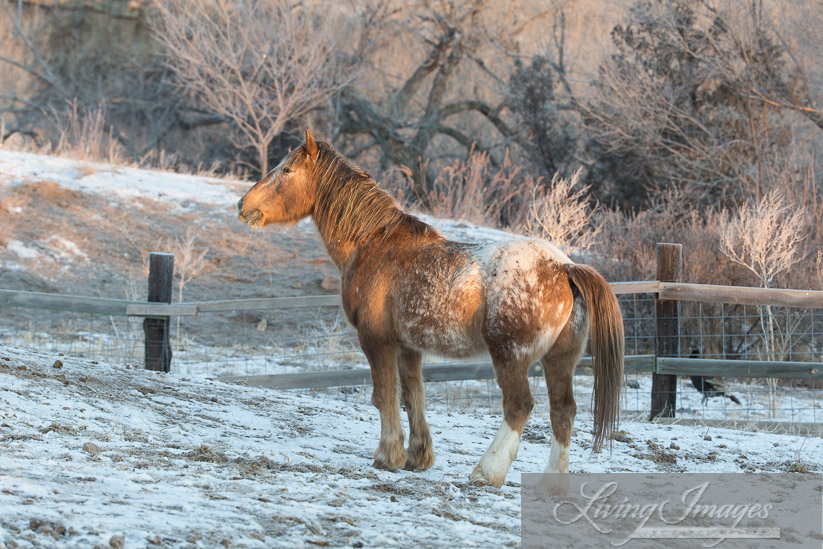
[237,198,244,212]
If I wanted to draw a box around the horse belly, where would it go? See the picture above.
[396,263,485,358]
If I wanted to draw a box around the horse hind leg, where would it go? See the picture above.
[540,305,587,494]
[361,338,407,470]
[470,355,534,488]
[398,347,434,471]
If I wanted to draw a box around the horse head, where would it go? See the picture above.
[237,129,319,227]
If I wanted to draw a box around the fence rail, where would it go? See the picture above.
[6,280,823,317]
[221,355,658,390]
[658,282,823,309]
[656,357,822,380]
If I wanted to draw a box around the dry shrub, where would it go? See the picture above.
[162,228,210,304]
[420,148,537,228]
[718,190,807,414]
[520,168,599,250]
[769,162,822,289]
[49,99,124,164]
[590,189,743,284]
[156,228,209,343]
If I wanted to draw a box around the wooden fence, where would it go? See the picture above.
[2,247,823,419]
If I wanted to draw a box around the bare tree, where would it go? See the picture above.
[506,5,582,181]
[718,189,806,415]
[333,0,552,196]
[584,0,823,206]
[151,0,358,175]
[719,190,806,291]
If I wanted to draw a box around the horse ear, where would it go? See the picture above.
[305,129,318,162]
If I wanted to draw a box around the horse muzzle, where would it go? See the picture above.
[237,198,264,226]
[238,209,263,226]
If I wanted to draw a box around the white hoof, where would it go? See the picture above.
[470,421,520,488]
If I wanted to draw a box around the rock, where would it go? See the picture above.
[82,442,101,456]
[53,360,63,369]
[703,435,712,441]
[669,442,680,450]
[256,318,267,332]
[320,274,341,292]
[109,535,125,549]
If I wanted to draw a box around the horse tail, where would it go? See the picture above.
[564,264,624,453]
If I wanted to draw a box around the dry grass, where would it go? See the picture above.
[49,99,125,164]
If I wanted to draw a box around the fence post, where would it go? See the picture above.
[650,243,681,419]
[143,252,174,372]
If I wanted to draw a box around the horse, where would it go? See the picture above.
[238,129,624,489]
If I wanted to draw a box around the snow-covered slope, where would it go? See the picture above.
[0,150,246,208]
[1,347,821,548]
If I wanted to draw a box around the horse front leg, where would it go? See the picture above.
[361,337,407,470]
[398,347,434,470]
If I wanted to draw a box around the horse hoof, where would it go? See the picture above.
[403,456,433,471]
[404,446,435,471]
[373,459,398,471]
[373,445,407,470]
[469,465,504,488]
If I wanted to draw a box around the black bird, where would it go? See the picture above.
[688,347,741,405]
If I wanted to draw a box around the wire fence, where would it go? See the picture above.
[2,292,821,425]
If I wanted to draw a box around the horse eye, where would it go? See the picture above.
[282,166,291,174]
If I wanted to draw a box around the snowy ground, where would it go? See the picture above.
[2,346,822,548]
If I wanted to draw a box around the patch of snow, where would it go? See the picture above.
[5,239,40,260]
[44,236,88,262]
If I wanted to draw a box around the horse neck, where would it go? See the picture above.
[311,174,405,269]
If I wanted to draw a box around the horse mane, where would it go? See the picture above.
[310,142,434,245]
